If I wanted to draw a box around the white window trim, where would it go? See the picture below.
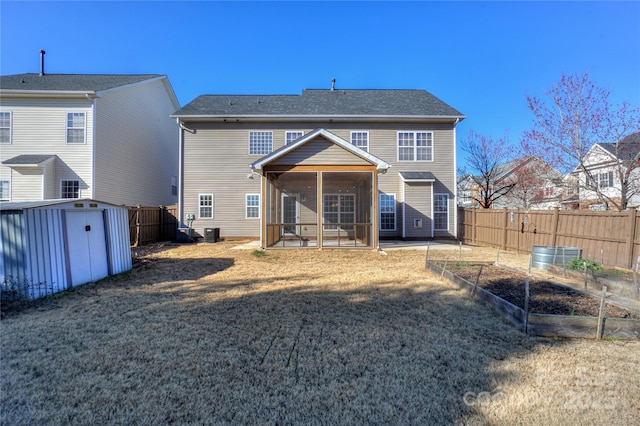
[351,131,369,152]
[198,193,214,219]
[60,179,80,199]
[245,194,260,219]
[433,193,449,231]
[0,111,12,144]
[379,192,396,231]
[248,131,273,155]
[397,131,434,162]
[66,112,86,144]
[0,179,10,201]
[285,131,304,145]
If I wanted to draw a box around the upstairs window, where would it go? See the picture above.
[397,131,433,161]
[61,180,80,198]
[199,194,214,219]
[0,112,11,144]
[249,131,273,155]
[597,171,613,188]
[285,131,304,145]
[351,131,369,152]
[66,112,86,144]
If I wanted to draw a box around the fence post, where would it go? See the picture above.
[472,208,477,244]
[159,205,165,241]
[502,209,508,251]
[626,207,637,269]
[135,204,142,247]
[551,207,560,247]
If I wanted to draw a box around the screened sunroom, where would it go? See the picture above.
[251,129,389,249]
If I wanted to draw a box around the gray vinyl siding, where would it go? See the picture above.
[0,98,94,201]
[181,121,457,239]
[271,137,370,166]
[404,182,432,238]
[93,78,179,206]
[9,168,43,201]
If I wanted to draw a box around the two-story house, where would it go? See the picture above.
[573,132,640,210]
[172,87,464,249]
[0,72,180,206]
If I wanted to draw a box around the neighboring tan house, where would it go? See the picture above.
[0,72,180,206]
[459,156,563,210]
[573,132,640,210]
[172,88,464,249]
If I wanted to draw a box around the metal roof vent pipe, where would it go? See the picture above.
[39,49,46,76]
[331,78,335,91]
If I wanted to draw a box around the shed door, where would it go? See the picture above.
[65,211,109,287]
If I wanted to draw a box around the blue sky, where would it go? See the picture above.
[1,1,639,169]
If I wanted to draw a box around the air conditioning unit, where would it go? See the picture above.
[204,227,220,243]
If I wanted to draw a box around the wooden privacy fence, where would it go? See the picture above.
[128,205,178,246]
[458,207,639,269]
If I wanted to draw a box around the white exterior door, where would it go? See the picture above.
[65,211,109,287]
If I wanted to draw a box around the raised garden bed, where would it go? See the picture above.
[427,260,640,340]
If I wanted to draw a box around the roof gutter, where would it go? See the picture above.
[0,89,99,99]
[170,114,466,123]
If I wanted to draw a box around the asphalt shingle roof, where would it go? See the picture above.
[173,89,464,118]
[599,132,640,161]
[0,73,163,92]
[400,171,436,181]
[2,154,56,165]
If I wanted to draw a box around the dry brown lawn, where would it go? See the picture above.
[1,242,639,425]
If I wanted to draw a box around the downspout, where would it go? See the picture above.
[453,117,460,239]
[176,117,184,227]
[90,94,97,200]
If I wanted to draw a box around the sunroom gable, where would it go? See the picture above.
[250,128,390,172]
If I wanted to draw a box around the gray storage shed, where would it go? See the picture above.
[0,199,131,299]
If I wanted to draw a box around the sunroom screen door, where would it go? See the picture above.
[282,193,300,235]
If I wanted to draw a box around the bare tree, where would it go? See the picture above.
[523,72,640,210]
[459,130,516,208]
[499,157,561,209]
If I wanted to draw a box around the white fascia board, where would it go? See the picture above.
[0,90,97,99]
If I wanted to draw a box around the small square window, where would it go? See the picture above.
[61,180,80,198]
[249,131,272,155]
[351,131,369,152]
[285,131,304,145]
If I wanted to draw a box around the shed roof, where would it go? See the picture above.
[173,89,464,119]
[400,171,436,182]
[0,199,126,210]
[2,154,56,166]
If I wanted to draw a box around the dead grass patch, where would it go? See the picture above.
[1,242,639,424]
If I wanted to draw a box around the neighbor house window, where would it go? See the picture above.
[0,180,9,200]
[61,180,80,198]
[246,194,260,218]
[171,176,178,196]
[397,131,433,161]
[199,194,214,219]
[597,171,613,188]
[379,193,396,231]
[249,131,273,155]
[323,194,355,231]
[351,131,369,152]
[0,112,11,144]
[434,194,449,230]
[285,131,304,145]
[66,112,86,144]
